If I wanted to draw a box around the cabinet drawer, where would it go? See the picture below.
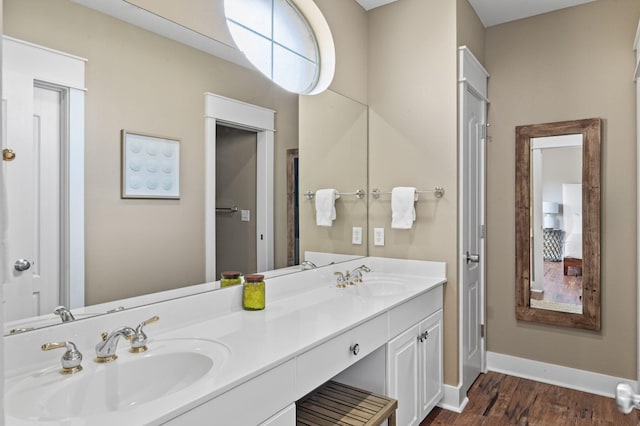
[296,313,389,397]
[389,285,443,339]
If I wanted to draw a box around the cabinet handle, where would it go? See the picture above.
[418,331,429,343]
[350,343,360,356]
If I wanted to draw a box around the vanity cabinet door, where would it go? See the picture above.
[387,322,421,426]
[419,310,443,417]
[387,309,443,426]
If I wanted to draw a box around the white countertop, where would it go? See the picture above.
[4,257,446,425]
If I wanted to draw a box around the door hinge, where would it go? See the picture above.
[480,324,485,338]
[480,224,486,239]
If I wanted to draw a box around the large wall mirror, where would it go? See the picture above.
[515,118,601,330]
[2,0,368,334]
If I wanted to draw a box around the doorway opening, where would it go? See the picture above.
[215,125,258,275]
[287,148,299,266]
[204,93,275,282]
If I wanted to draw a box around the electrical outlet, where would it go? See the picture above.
[352,227,362,245]
[241,209,250,222]
[374,227,385,246]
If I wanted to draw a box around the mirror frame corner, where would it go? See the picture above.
[515,118,601,331]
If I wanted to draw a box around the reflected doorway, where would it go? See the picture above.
[215,125,257,276]
[286,149,299,266]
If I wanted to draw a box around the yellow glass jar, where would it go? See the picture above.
[243,274,265,310]
[220,271,242,288]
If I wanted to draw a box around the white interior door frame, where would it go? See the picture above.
[205,93,275,282]
[458,46,489,402]
[3,36,85,311]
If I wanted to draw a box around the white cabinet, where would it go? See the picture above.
[259,404,296,426]
[387,310,443,426]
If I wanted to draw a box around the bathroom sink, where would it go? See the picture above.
[345,274,411,297]
[7,338,230,423]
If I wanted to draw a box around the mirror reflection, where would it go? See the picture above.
[515,118,601,331]
[529,135,583,314]
[2,0,368,334]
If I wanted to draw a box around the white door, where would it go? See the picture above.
[387,324,421,426]
[460,80,486,395]
[2,37,86,321]
[3,83,66,321]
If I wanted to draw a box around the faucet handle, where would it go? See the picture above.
[42,341,83,375]
[130,315,160,353]
[334,271,349,288]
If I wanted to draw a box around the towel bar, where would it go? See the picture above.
[304,188,366,200]
[371,186,445,199]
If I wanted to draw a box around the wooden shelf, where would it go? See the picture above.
[296,381,397,426]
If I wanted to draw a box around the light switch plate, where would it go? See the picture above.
[374,227,384,246]
[352,227,362,245]
[241,209,250,222]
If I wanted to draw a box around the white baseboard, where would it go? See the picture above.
[438,384,469,413]
[487,351,636,398]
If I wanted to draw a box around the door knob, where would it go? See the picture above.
[465,251,480,264]
[3,149,16,161]
[14,259,31,271]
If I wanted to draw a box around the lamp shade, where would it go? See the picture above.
[542,201,559,214]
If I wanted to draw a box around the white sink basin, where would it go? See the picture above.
[7,338,230,423]
[343,274,411,297]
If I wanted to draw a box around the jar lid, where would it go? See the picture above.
[245,274,264,282]
[221,271,241,278]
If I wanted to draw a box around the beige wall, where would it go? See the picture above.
[368,0,459,385]
[485,0,639,379]
[299,90,368,257]
[456,0,486,64]
[298,1,369,257]
[315,0,369,104]
[5,0,298,304]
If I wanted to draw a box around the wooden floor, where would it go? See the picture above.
[421,372,640,426]
[529,261,582,305]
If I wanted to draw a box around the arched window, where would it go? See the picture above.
[224,0,334,94]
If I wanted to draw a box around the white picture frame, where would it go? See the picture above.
[121,130,180,199]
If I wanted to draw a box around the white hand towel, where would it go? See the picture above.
[391,187,417,229]
[315,189,337,227]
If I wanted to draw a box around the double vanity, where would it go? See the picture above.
[5,257,446,425]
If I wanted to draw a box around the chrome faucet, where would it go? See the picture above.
[95,326,136,363]
[301,260,318,270]
[348,265,371,283]
[53,305,76,322]
[334,265,371,287]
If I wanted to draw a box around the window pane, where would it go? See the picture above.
[273,44,316,93]
[227,21,272,79]
[273,0,317,62]
[225,0,272,38]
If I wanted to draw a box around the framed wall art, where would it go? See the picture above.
[121,130,180,199]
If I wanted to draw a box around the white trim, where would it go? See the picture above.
[438,384,469,413]
[487,352,636,399]
[3,37,85,311]
[294,0,335,95]
[458,46,490,98]
[2,36,86,91]
[204,93,275,282]
[68,88,85,309]
[457,45,488,400]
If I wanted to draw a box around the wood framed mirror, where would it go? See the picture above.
[515,118,601,330]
